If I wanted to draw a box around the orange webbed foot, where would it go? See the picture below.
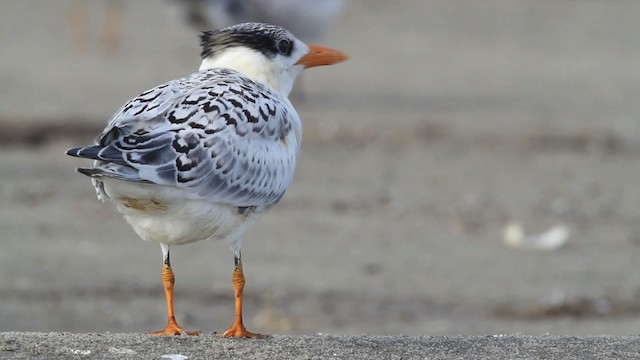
[217,324,268,338]
[147,323,200,336]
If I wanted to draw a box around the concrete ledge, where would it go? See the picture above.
[1,332,639,359]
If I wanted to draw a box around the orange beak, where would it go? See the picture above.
[295,45,349,68]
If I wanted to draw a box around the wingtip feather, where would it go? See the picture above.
[66,147,82,157]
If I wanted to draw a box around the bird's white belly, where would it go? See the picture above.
[102,180,256,246]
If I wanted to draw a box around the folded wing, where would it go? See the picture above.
[67,68,301,207]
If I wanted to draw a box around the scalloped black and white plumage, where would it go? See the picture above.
[71,68,297,211]
[65,23,347,337]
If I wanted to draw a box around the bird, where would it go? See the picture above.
[171,0,345,42]
[66,22,348,338]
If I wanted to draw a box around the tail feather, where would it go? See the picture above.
[76,164,150,184]
[76,167,104,178]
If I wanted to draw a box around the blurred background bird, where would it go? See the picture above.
[169,0,345,42]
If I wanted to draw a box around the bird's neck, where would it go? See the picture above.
[199,47,297,96]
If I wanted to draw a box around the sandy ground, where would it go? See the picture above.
[1,0,640,338]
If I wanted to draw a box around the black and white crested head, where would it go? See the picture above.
[200,22,296,59]
[198,22,348,96]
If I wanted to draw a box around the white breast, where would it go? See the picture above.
[102,179,259,247]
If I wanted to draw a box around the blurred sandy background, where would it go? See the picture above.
[1,0,640,336]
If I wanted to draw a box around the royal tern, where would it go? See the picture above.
[66,22,347,337]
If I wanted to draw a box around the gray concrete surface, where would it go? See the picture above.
[1,0,640,345]
[2,333,640,360]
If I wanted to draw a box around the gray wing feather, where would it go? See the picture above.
[88,68,301,207]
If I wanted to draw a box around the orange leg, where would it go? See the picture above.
[148,247,199,336]
[219,255,267,338]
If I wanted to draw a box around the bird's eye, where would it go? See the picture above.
[277,39,292,54]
